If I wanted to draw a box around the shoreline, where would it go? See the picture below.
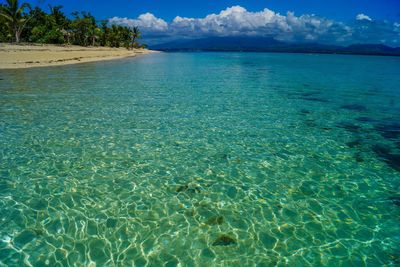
[0,43,156,70]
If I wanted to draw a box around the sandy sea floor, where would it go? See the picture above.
[0,52,399,266]
[0,43,154,69]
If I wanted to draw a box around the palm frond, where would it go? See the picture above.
[16,2,31,15]
[0,11,13,22]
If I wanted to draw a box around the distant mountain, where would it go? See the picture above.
[343,44,400,55]
[150,37,400,56]
[151,37,284,51]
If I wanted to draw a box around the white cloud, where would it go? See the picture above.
[356,13,372,21]
[170,6,290,37]
[109,13,168,32]
[109,6,400,46]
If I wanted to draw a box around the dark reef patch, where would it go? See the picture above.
[176,183,202,194]
[374,120,400,140]
[176,185,189,193]
[389,196,400,206]
[340,104,367,111]
[321,127,332,131]
[337,122,362,133]
[372,144,391,155]
[372,144,400,171]
[33,228,45,236]
[354,152,364,162]
[300,109,311,114]
[212,235,237,246]
[355,117,376,123]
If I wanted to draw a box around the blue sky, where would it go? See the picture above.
[3,0,400,46]
[15,0,400,22]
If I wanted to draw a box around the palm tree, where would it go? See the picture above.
[91,27,102,46]
[61,29,73,45]
[130,26,141,49]
[0,0,31,43]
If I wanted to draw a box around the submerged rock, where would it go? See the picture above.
[176,183,201,194]
[321,126,332,131]
[212,235,237,246]
[33,228,45,236]
[176,185,189,193]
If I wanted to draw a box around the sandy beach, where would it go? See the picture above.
[0,43,154,69]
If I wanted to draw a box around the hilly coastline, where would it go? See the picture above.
[151,37,400,56]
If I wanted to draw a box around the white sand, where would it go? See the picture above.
[0,43,155,69]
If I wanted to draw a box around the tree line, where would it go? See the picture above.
[0,0,144,49]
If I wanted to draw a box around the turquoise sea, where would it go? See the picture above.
[0,52,400,266]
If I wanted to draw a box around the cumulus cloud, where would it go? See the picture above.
[170,6,290,37]
[109,13,168,32]
[356,13,372,21]
[109,6,400,46]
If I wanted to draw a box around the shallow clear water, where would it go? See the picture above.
[0,52,400,266]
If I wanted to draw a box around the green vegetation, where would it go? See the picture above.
[0,0,144,48]
[0,0,31,43]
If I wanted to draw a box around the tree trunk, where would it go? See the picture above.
[131,37,135,50]
[15,31,20,43]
